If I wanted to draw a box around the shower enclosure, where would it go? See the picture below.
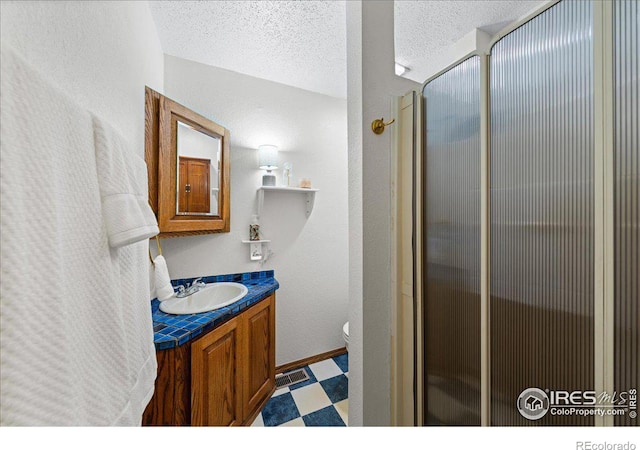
[423,56,482,425]
[419,0,638,426]
[613,0,639,429]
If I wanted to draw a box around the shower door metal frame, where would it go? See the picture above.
[479,52,491,427]
[592,0,615,428]
[414,93,425,426]
[416,0,618,426]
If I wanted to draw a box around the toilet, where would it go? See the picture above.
[342,322,349,351]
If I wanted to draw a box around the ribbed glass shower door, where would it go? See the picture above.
[422,56,481,426]
[490,0,594,426]
[614,0,639,427]
[418,0,639,427]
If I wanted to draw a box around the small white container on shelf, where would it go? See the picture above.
[282,162,292,187]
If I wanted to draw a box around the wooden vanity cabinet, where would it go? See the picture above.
[143,294,275,426]
[191,317,243,426]
[242,295,275,422]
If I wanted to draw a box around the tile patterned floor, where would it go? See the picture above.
[252,353,348,427]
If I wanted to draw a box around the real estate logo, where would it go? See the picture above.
[517,387,550,420]
[517,387,637,420]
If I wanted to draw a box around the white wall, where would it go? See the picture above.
[346,0,364,427]
[0,1,164,156]
[162,55,350,367]
[346,0,420,426]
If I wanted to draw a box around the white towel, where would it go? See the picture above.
[92,115,159,248]
[0,44,156,426]
[153,255,175,301]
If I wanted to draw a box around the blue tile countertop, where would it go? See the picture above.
[151,270,279,350]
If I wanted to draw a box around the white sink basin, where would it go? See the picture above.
[159,282,249,315]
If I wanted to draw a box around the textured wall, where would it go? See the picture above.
[346,0,364,427]
[361,0,420,426]
[0,1,164,156]
[347,0,420,426]
[162,56,349,367]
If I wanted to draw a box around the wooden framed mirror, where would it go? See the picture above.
[145,87,230,236]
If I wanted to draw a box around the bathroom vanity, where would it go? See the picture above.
[143,272,278,426]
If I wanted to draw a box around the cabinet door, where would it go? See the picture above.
[242,295,275,420]
[191,318,242,426]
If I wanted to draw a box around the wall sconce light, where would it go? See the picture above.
[259,144,278,186]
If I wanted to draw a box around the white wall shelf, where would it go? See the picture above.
[241,239,271,261]
[257,186,319,217]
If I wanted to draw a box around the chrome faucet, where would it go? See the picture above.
[176,277,206,298]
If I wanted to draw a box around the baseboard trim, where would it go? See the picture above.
[276,347,347,374]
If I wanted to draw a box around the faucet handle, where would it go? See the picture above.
[191,277,203,287]
[177,285,186,295]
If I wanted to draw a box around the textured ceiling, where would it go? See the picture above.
[149,1,548,99]
[149,1,347,99]
[394,0,547,83]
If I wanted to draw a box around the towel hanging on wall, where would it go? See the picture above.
[93,116,159,248]
[150,236,174,301]
[0,44,157,426]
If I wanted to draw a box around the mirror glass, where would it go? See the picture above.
[176,121,221,216]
